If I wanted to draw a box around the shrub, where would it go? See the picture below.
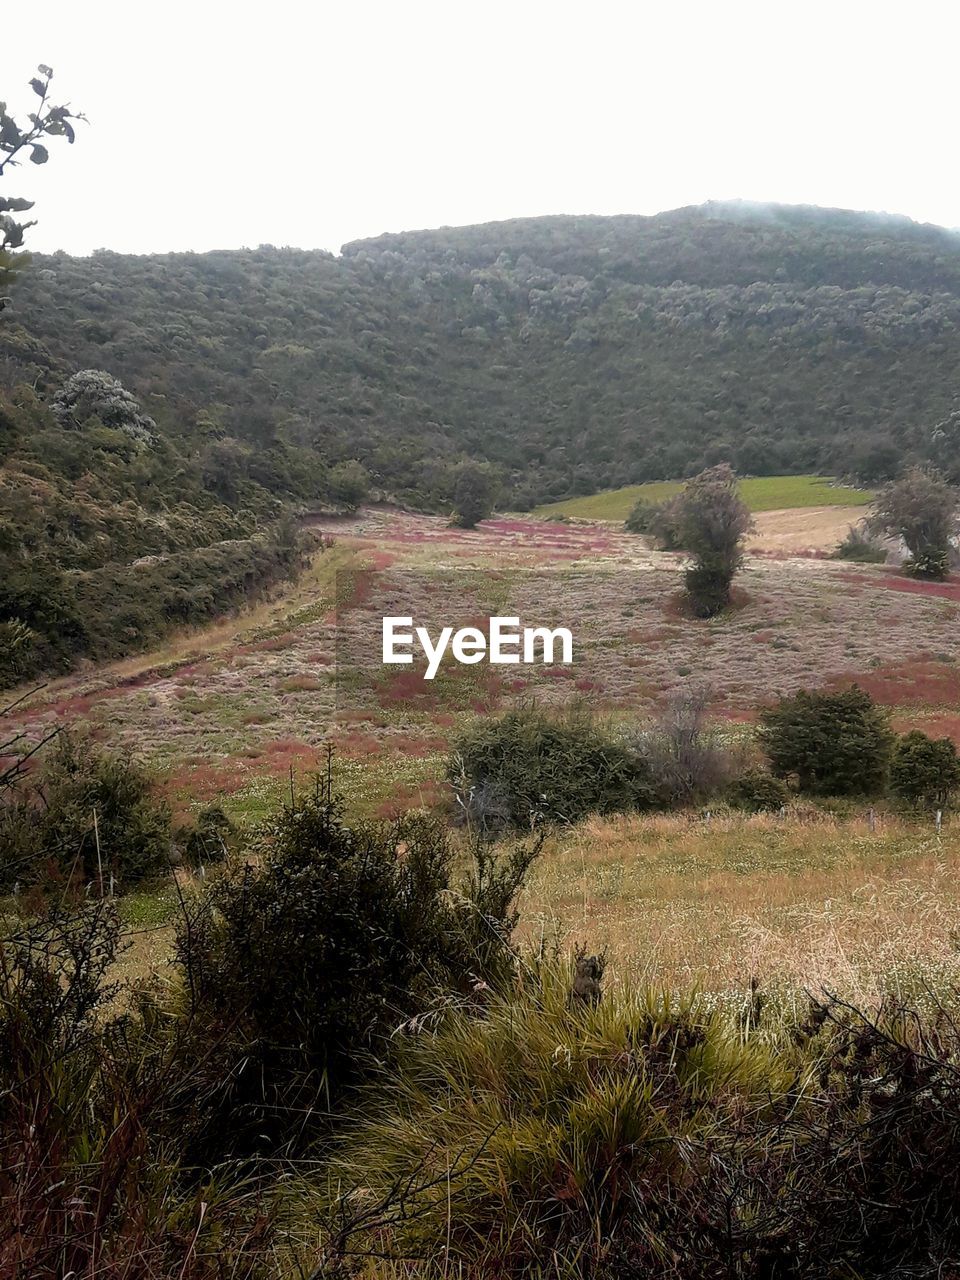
[674,464,752,616]
[324,979,960,1278]
[180,803,233,865]
[0,731,171,889]
[628,686,738,806]
[0,900,273,1276]
[758,685,893,796]
[889,730,960,810]
[833,521,888,563]
[326,458,369,511]
[624,498,662,535]
[174,782,538,1157]
[873,467,957,580]
[727,766,790,812]
[447,706,658,830]
[451,459,498,528]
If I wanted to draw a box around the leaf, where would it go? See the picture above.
[29,78,45,97]
[0,197,34,213]
[37,64,53,79]
[29,144,48,165]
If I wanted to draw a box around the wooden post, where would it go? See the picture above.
[936,809,943,834]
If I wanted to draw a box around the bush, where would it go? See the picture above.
[758,685,893,796]
[447,706,658,830]
[175,782,538,1157]
[727,766,790,812]
[833,521,888,563]
[674,465,752,616]
[873,467,957,581]
[324,978,960,1278]
[624,498,662,535]
[628,686,738,806]
[326,458,369,511]
[0,731,171,889]
[451,459,498,528]
[889,730,960,810]
[0,900,271,1276]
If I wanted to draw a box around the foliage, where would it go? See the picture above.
[447,705,658,830]
[174,778,538,1157]
[451,458,498,528]
[628,685,737,806]
[328,971,960,1278]
[0,900,273,1276]
[325,457,369,510]
[833,519,888,562]
[0,730,171,889]
[889,730,960,811]
[727,766,790,812]
[873,466,958,580]
[1,65,82,303]
[9,206,960,511]
[758,685,894,796]
[51,367,156,444]
[674,463,752,615]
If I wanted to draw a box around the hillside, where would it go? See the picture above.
[5,202,960,514]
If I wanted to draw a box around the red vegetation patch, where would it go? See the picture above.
[828,660,960,708]
[836,569,960,604]
[333,733,384,759]
[374,778,445,820]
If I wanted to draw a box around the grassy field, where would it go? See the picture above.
[535,474,875,521]
[520,807,960,1004]
[9,503,960,1004]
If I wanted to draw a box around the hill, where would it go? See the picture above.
[5,202,960,514]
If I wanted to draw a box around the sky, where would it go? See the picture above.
[5,0,960,258]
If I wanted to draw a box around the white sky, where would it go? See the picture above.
[4,0,959,257]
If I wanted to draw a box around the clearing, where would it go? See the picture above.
[5,503,960,998]
[534,474,874,521]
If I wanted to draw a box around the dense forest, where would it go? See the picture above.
[4,200,960,681]
[6,201,960,510]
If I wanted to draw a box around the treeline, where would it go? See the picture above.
[6,202,960,506]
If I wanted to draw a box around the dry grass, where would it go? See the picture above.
[518,808,960,1004]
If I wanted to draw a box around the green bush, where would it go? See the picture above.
[174,783,538,1157]
[0,732,171,889]
[890,730,960,810]
[448,706,659,830]
[758,685,894,796]
[325,976,960,1278]
[833,522,888,563]
[727,766,790,812]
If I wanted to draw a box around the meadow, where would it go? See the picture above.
[6,500,960,1002]
[534,473,875,520]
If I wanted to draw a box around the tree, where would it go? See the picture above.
[758,685,893,796]
[452,459,498,528]
[1,65,83,304]
[51,369,157,444]
[889,731,960,811]
[674,464,752,616]
[872,467,957,580]
[327,458,369,511]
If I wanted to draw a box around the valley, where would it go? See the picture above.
[8,498,960,999]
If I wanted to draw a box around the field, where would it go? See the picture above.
[6,503,960,998]
[535,473,875,520]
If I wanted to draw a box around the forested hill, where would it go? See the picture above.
[7,201,960,509]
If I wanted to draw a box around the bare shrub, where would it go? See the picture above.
[629,686,739,807]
